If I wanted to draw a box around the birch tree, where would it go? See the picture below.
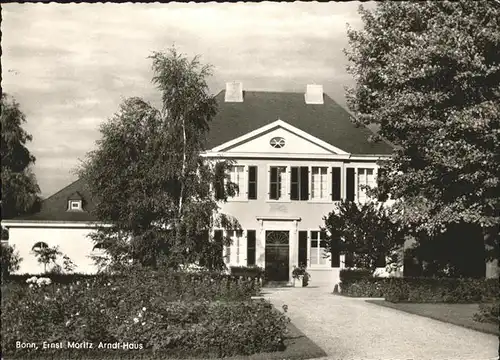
[79,47,238,270]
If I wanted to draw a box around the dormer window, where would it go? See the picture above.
[67,191,84,212]
[68,200,82,211]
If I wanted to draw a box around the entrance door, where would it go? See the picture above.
[265,230,290,281]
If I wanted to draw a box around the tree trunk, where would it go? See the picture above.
[178,113,186,218]
[484,225,499,279]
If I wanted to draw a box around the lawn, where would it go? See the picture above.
[367,300,499,335]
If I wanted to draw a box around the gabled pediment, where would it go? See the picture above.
[210,120,348,155]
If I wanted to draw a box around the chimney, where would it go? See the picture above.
[224,81,243,102]
[305,84,324,104]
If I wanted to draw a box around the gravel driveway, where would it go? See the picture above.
[263,286,499,360]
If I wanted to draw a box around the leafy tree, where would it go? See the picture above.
[1,243,22,279]
[79,47,238,270]
[322,200,406,272]
[344,1,500,273]
[1,94,41,238]
[32,245,61,273]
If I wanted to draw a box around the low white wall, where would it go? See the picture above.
[7,225,100,274]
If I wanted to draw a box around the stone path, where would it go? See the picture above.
[263,286,499,360]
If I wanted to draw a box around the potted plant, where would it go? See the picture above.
[292,264,310,287]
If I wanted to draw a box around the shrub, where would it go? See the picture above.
[292,265,311,286]
[339,268,373,283]
[230,265,265,279]
[340,277,499,303]
[1,275,287,358]
[1,243,22,280]
[473,301,499,324]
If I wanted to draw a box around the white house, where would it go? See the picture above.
[3,83,396,285]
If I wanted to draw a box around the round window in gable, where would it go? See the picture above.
[270,137,286,149]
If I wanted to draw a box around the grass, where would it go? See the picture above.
[367,300,499,336]
[4,320,327,360]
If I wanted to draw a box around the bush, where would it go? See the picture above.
[473,301,499,324]
[3,273,116,285]
[1,243,22,280]
[340,277,499,303]
[339,268,373,283]
[230,265,265,279]
[1,272,287,358]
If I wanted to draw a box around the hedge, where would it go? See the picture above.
[473,300,500,324]
[339,269,373,283]
[340,277,499,303]
[230,266,265,279]
[3,269,261,301]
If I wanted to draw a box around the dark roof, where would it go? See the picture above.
[67,191,83,201]
[206,90,393,155]
[14,179,98,222]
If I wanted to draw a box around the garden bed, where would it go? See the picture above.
[1,268,325,359]
[366,300,499,335]
[3,320,327,360]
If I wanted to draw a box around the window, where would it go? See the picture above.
[224,240,231,264]
[270,137,286,149]
[228,165,245,199]
[248,166,258,200]
[357,168,375,203]
[311,167,328,200]
[310,231,329,266]
[68,200,82,211]
[290,167,309,201]
[226,230,243,265]
[32,242,48,251]
[269,166,287,200]
[247,230,256,266]
[92,243,108,251]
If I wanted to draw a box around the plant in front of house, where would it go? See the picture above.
[474,300,500,325]
[1,267,287,358]
[292,265,310,287]
[32,245,62,273]
[323,200,407,273]
[0,243,22,280]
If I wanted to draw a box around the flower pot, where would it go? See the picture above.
[293,276,303,287]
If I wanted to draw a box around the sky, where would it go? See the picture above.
[2,2,373,198]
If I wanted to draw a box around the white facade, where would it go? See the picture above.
[4,222,102,274]
[205,119,394,286]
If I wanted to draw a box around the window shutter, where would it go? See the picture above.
[375,253,386,267]
[345,252,354,268]
[376,168,387,202]
[346,168,355,201]
[298,231,308,267]
[301,167,309,200]
[290,167,299,200]
[332,167,341,201]
[248,166,257,200]
[330,237,340,268]
[247,230,256,266]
